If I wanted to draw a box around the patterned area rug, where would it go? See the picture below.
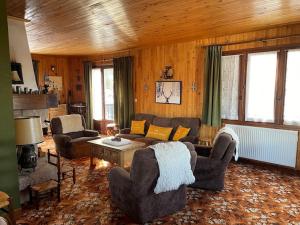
[17,139,300,225]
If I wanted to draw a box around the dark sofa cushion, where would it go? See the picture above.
[134,137,159,145]
[153,117,172,127]
[117,134,144,140]
[171,117,200,137]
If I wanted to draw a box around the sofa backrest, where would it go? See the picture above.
[209,133,236,161]
[134,113,156,133]
[130,142,197,197]
[171,117,201,137]
[50,114,86,136]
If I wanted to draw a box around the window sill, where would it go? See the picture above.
[222,119,300,131]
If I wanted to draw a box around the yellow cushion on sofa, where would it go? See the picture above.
[130,120,146,135]
[172,125,191,141]
[146,124,173,141]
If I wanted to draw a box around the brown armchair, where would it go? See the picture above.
[50,115,99,159]
[191,133,236,191]
[108,142,197,223]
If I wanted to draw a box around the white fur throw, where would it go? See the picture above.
[59,114,84,134]
[149,142,195,194]
[213,126,239,161]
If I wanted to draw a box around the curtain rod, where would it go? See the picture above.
[201,33,300,47]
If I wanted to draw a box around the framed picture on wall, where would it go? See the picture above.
[155,81,182,104]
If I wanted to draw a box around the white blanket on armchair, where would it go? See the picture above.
[149,142,195,194]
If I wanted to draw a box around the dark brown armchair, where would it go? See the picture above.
[50,115,99,159]
[108,142,197,223]
[191,133,236,191]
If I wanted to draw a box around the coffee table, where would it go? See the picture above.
[88,137,146,168]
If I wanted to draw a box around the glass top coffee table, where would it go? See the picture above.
[88,137,146,169]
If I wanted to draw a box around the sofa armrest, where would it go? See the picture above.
[120,128,131,134]
[108,167,132,193]
[53,134,72,146]
[195,156,222,171]
[179,136,199,144]
[83,129,99,137]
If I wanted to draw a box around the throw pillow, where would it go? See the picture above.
[146,124,173,141]
[130,120,146,135]
[173,125,191,141]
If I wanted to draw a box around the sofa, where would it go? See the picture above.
[108,142,197,223]
[117,113,201,145]
[191,133,236,191]
[50,115,99,159]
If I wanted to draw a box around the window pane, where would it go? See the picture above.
[245,52,277,122]
[103,68,114,121]
[221,55,240,120]
[284,49,300,125]
[92,68,103,120]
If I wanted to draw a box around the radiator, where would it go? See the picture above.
[225,124,299,168]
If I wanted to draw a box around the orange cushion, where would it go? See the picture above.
[130,120,146,135]
[172,125,191,141]
[146,124,173,141]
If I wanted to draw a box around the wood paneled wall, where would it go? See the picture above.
[31,54,70,104]
[32,23,300,169]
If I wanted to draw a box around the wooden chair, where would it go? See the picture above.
[0,192,15,225]
[47,149,76,185]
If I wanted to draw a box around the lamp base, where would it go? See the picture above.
[18,145,37,170]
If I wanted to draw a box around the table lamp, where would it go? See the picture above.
[15,116,43,170]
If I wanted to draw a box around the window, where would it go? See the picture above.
[103,68,114,120]
[92,67,114,121]
[284,49,300,125]
[245,52,277,122]
[221,55,240,120]
[222,46,300,128]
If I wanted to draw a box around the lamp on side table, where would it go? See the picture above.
[15,116,44,170]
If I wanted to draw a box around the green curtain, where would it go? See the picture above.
[83,61,93,129]
[202,46,222,127]
[113,56,134,129]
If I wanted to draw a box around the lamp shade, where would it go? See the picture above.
[15,116,43,145]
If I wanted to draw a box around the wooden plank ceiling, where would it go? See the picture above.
[6,0,300,55]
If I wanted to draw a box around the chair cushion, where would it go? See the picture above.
[70,136,99,144]
[130,120,146,135]
[146,125,173,141]
[172,125,191,141]
[59,114,84,134]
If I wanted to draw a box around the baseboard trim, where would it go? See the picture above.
[236,157,300,175]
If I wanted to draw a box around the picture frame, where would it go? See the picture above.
[155,81,182,104]
[11,62,24,84]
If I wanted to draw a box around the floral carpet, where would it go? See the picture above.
[17,139,300,225]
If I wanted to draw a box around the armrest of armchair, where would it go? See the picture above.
[194,144,212,157]
[195,156,222,171]
[179,136,199,144]
[120,128,131,134]
[108,167,132,193]
[83,129,99,137]
[53,134,72,147]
